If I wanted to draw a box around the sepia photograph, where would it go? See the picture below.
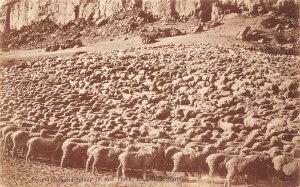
[0,0,299,187]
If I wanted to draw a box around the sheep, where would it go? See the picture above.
[62,137,90,144]
[223,131,238,142]
[250,141,271,152]
[267,146,282,158]
[86,139,134,174]
[85,144,103,172]
[60,135,96,168]
[266,118,286,134]
[171,144,217,178]
[163,146,182,174]
[283,144,294,152]
[292,136,300,146]
[206,153,239,182]
[243,115,264,129]
[11,130,44,157]
[272,155,300,180]
[117,145,159,178]
[214,138,228,150]
[26,134,64,163]
[218,121,236,132]
[224,154,275,187]
[60,141,92,168]
[0,125,18,147]
[184,142,204,152]
[223,147,241,155]
[243,134,265,148]
[86,146,125,174]
[2,131,14,156]
[0,125,18,139]
[290,147,300,158]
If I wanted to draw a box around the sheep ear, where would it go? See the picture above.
[261,151,270,157]
[163,144,168,149]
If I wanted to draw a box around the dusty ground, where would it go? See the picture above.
[0,155,296,187]
[0,14,284,64]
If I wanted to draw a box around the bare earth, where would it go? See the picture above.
[0,155,294,187]
[0,15,266,63]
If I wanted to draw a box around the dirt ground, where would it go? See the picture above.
[1,155,297,187]
[0,15,271,64]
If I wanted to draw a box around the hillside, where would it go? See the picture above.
[0,2,299,187]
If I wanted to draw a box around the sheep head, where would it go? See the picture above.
[202,145,217,155]
[54,134,64,142]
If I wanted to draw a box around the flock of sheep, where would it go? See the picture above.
[0,43,299,186]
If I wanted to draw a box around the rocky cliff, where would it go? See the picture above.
[0,0,298,31]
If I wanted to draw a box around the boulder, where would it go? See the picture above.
[235,26,251,40]
[192,24,204,33]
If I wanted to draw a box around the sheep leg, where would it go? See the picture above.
[271,175,280,185]
[197,170,202,179]
[122,162,127,178]
[24,147,29,157]
[7,145,12,156]
[209,170,214,183]
[51,153,55,164]
[224,179,227,187]
[5,147,9,156]
[185,171,189,177]
[82,156,86,169]
[116,163,122,178]
[224,174,232,187]
[12,145,17,157]
[234,175,238,184]
[92,158,100,175]
[21,147,25,157]
[26,150,32,163]
[171,168,177,176]
[254,175,257,184]
[21,146,27,157]
[172,160,180,177]
[244,174,249,184]
[143,163,147,179]
[2,145,6,156]
[60,155,67,168]
[163,160,168,176]
[150,160,155,174]
[86,155,93,172]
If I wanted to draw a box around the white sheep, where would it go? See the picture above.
[290,147,300,158]
[11,130,44,157]
[205,153,238,182]
[26,134,64,163]
[0,125,18,139]
[171,145,217,177]
[163,146,182,174]
[117,145,159,178]
[62,137,90,144]
[86,145,125,174]
[272,155,300,179]
[0,125,18,147]
[2,131,14,156]
[224,154,274,187]
[60,136,98,168]
[60,141,91,168]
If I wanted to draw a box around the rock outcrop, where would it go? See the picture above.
[0,0,298,31]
